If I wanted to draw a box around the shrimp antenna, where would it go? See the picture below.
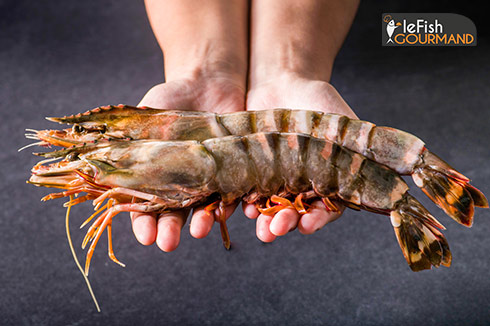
[18,142,44,152]
[65,195,101,312]
[24,129,40,140]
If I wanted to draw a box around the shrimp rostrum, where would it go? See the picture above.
[30,132,452,273]
[32,105,488,227]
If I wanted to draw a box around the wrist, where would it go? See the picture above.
[163,43,247,90]
[248,57,334,90]
[248,42,335,88]
[248,0,359,89]
[145,0,248,87]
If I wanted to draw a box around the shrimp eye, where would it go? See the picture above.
[73,125,85,134]
[66,152,80,161]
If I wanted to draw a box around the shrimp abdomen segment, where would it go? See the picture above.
[243,133,281,195]
[305,137,338,197]
[276,133,311,194]
[202,136,257,204]
[360,159,408,211]
[365,126,425,174]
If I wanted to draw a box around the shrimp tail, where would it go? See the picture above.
[412,150,488,227]
[391,194,451,271]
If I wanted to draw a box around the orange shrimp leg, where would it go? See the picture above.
[82,208,109,249]
[85,209,117,275]
[258,194,311,216]
[321,197,339,212]
[217,201,231,250]
[41,186,104,202]
[293,194,309,214]
[84,201,164,275]
[204,200,231,250]
[63,194,96,207]
[204,200,220,213]
[80,201,112,229]
[257,196,291,215]
[107,222,125,268]
[93,187,168,210]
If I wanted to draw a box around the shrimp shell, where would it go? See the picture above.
[33,105,487,227]
[30,132,451,273]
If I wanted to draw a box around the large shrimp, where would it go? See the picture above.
[28,105,487,227]
[30,132,451,273]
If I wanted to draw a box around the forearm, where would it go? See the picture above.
[249,0,359,85]
[145,0,249,86]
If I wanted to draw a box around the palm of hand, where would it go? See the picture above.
[247,76,357,118]
[138,77,245,113]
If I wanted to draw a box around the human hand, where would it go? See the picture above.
[132,0,248,251]
[131,75,245,252]
[243,73,357,242]
[243,0,359,242]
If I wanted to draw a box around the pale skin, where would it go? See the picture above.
[131,0,360,251]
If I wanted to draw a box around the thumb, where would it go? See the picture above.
[138,82,194,110]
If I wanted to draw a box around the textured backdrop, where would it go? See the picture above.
[1,1,489,325]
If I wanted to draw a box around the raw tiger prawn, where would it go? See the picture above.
[31,105,488,228]
[31,132,456,274]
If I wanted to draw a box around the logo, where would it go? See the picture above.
[382,13,477,46]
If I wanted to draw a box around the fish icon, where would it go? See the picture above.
[386,20,402,43]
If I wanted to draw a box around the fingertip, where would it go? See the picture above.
[137,83,169,108]
[269,208,299,236]
[190,208,214,239]
[156,212,187,252]
[298,201,344,235]
[189,203,236,239]
[156,221,180,252]
[242,202,260,219]
[130,212,156,246]
[256,214,277,243]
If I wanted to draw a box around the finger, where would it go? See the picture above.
[298,201,345,235]
[137,82,193,110]
[242,202,260,219]
[190,201,238,239]
[155,210,189,252]
[190,207,215,239]
[319,83,359,119]
[138,83,170,107]
[256,213,277,243]
[269,208,300,236]
[130,212,157,246]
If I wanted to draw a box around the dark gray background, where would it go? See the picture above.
[1,1,489,325]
